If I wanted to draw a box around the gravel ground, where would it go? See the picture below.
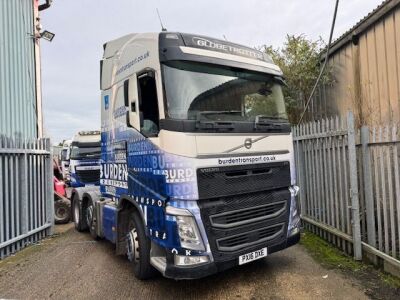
[0,224,371,300]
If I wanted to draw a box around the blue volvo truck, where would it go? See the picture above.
[71,32,300,280]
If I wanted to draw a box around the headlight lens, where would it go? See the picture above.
[288,186,301,236]
[176,215,205,251]
[166,205,205,251]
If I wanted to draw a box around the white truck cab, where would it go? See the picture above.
[69,131,101,188]
[72,32,300,280]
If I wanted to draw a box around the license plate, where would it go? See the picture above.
[238,247,268,265]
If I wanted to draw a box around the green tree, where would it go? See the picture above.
[263,35,333,123]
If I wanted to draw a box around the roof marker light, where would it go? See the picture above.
[165,33,179,40]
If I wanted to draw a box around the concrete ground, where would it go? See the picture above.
[0,224,377,299]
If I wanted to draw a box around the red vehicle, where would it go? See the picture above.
[54,159,71,224]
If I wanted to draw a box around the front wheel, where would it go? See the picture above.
[126,211,156,280]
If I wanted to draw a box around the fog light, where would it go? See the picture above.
[174,255,209,266]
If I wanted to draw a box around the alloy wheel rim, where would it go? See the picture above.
[127,227,140,262]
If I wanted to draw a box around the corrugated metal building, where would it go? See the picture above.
[314,0,400,126]
[0,0,43,139]
[0,1,53,259]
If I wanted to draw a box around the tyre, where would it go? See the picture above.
[86,197,99,239]
[73,194,88,232]
[54,198,71,224]
[126,210,156,279]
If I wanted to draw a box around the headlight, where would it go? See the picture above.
[288,186,301,236]
[176,215,204,250]
[166,206,205,251]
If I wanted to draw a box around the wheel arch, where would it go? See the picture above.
[118,196,146,226]
[116,195,146,255]
[81,190,102,206]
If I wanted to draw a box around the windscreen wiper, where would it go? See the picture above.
[254,115,290,131]
[255,115,288,122]
[195,111,241,131]
[196,111,242,118]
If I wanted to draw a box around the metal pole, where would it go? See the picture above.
[46,139,54,235]
[360,126,376,247]
[347,111,362,260]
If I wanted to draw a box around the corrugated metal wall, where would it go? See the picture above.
[0,0,37,139]
[315,4,400,127]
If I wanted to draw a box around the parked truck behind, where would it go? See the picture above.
[69,131,101,188]
[71,32,300,280]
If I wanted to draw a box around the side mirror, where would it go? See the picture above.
[126,101,137,128]
[139,111,144,128]
[126,75,140,130]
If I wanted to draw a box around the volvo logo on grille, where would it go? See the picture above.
[244,138,252,149]
[200,167,220,173]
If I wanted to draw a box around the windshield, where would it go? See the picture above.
[162,61,288,122]
[70,145,101,160]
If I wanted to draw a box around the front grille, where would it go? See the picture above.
[198,188,290,262]
[76,169,100,184]
[210,201,287,228]
[197,162,290,199]
[197,162,291,262]
[217,223,285,251]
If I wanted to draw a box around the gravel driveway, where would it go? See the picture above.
[0,224,371,299]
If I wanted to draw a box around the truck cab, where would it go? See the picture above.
[72,32,300,280]
[69,131,101,188]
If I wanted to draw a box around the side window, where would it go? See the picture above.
[137,71,160,137]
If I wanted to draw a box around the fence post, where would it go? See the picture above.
[0,137,3,259]
[347,112,362,260]
[20,139,29,235]
[361,126,376,247]
[46,139,54,235]
[294,126,306,215]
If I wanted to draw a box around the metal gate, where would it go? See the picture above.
[0,137,54,259]
[293,112,400,272]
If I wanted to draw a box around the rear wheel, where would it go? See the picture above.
[54,198,71,224]
[73,194,87,232]
[86,197,99,239]
[126,210,156,280]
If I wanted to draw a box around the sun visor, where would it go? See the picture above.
[180,34,271,63]
[159,32,281,76]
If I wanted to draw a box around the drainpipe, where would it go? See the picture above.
[34,0,53,138]
[33,0,42,138]
[351,34,362,127]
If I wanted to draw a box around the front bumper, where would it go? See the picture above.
[163,232,300,280]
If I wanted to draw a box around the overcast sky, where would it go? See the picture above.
[40,0,383,142]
